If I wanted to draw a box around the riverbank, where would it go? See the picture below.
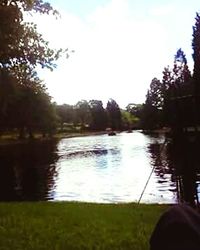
[0,131,107,146]
[0,202,167,250]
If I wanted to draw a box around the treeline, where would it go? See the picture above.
[0,94,141,137]
[55,100,140,133]
[141,13,200,131]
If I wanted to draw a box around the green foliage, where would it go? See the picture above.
[106,99,122,130]
[0,69,58,138]
[75,100,92,128]
[121,110,139,129]
[142,46,192,130]
[147,78,164,110]
[56,104,75,130]
[0,0,62,71]
[126,103,143,118]
[141,78,164,129]
[0,202,167,250]
[0,1,63,138]
[173,49,191,85]
[89,100,107,131]
[162,50,192,127]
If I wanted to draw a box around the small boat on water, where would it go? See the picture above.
[127,129,132,133]
[108,131,116,136]
[106,127,116,136]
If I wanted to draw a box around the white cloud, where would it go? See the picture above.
[149,3,176,17]
[31,0,195,108]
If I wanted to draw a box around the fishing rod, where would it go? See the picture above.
[138,138,169,204]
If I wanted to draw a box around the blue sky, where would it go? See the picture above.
[48,0,109,16]
[35,0,200,108]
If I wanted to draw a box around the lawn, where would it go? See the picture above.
[0,202,168,250]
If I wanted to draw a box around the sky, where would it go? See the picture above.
[32,0,200,108]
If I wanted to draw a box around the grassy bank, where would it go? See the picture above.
[0,202,168,250]
[0,131,107,146]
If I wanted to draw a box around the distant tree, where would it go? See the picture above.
[106,99,121,130]
[121,110,139,130]
[56,104,74,130]
[126,103,143,118]
[75,100,91,129]
[89,100,107,131]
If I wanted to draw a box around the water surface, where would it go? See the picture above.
[0,131,199,203]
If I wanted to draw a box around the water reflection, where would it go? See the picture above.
[0,140,59,201]
[148,135,200,205]
[0,132,200,203]
[53,133,165,203]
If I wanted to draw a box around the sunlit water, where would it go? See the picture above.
[50,132,175,203]
[1,131,199,203]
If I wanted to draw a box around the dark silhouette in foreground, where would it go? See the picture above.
[150,204,200,250]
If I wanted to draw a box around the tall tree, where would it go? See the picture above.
[173,48,191,86]
[191,13,200,125]
[147,78,164,110]
[192,12,200,91]
[89,100,107,131]
[141,78,163,129]
[106,99,121,130]
[162,50,192,128]
[75,100,91,129]
[162,66,174,90]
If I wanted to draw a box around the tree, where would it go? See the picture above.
[0,0,61,71]
[106,99,121,130]
[56,104,74,131]
[126,103,143,118]
[75,100,91,129]
[0,68,58,138]
[0,1,63,138]
[121,110,139,130]
[0,69,17,131]
[191,14,200,125]
[147,78,164,110]
[162,50,192,128]
[89,100,107,131]
[173,49,191,86]
[141,78,164,129]
[192,13,200,91]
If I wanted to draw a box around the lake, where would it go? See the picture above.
[0,131,199,203]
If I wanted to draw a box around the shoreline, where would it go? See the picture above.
[0,131,107,146]
[0,128,171,146]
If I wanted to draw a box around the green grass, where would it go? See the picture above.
[0,202,168,250]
